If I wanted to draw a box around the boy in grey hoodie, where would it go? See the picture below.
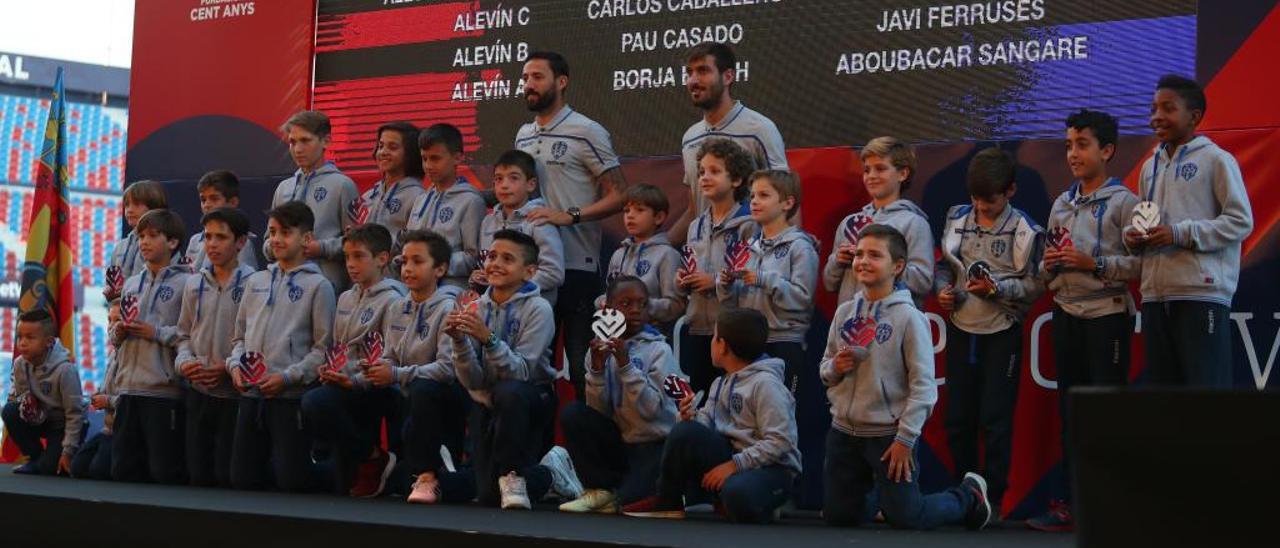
[599,184,686,333]
[1030,110,1141,532]
[478,149,564,305]
[820,224,991,531]
[405,123,487,290]
[370,229,470,504]
[626,308,800,524]
[302,224,406,497]
[110,209,192,484]
[1124,75,1253,387]
[443,230,558,509]
[270,110,360,292]
[934,147,1045,510]
[228,201,336,492]
[106,180,169,301]
[548,276,681,513]
[175,207,257,488]
[4,310,84,476]
[824,137,934,307]
[183,171,262,273]
[718,169,818,394]
[679,139,759,394]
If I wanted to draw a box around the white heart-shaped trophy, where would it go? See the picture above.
[1131,201,1161,234]
[592,308,627,341]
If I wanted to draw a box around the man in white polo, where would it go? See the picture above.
[517,50,629,400]
[669,42,789,246]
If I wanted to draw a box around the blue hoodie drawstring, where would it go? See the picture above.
[290,163,331,203]
[124,232,139,273]
[265,268,280,306]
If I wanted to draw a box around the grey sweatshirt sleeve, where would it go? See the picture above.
[617,343,672,421]
[818,308,848,387]
[532,223,566,295]
[934,251,956,293]
[283,282,336,386]
[896,312,937,447]
[227,288,249,373]
[482,300,555,381]
[758,242,818,316]
[648,249,687,323]
[583,350,609,416]
[902,216,936,300]
[1100,192,1143,281]
[319,180,360,260]
[994,232,1046,306]
[59,367,85,455]
[822,222,851,293]
[1171,153,1254,252]
[732,381,799,471]
[450,336,485,391]
[174,280,198,369]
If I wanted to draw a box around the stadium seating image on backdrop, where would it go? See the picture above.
[1,0,1278,546]
[0,53,129,417]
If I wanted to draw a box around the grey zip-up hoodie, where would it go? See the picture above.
[819,289,935,447]
[360,176,427,247]
[583,326,680,444]
[228,262,336,399]
[680,202,758,335]
[405,178,488,289]
[451,281,556,407]
[479,198,565,305]
[116,264,194,399]
[717,226,819,343]
[694,356,801,473]
[384,285,461,387]
[599,232,687,324]
[184,231,263,274]
[268,162,360,290]
[1131,136,1254,305]
[332,278,406,389]
[110,228,144,282]
[8,341,83,455]
[824,199,935,307]
[935,204,1045,334]
[1041,179,1141,318]
[175,263,257,399]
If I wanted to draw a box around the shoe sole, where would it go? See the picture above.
[623,510,685,519]
[1026,521,1073,533]
[358,452,398,499]
[964,472,992,530]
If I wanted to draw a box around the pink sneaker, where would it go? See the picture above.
[407,472,441,504]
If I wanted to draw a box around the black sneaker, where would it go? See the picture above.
[962,472,992,531]
[1026,499,1073,532]
[12,462,38,475]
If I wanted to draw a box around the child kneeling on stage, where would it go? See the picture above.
[821,224,992,530]
[625,308,800,524]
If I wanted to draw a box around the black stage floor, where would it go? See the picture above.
[0,474,1074,548]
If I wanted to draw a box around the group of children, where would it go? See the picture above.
[5,74,1250,533]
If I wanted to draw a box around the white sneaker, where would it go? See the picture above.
[539,446,584,500]
[499,471,531,509]
[559,489,617,513]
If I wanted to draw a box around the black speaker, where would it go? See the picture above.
[1071,388,1280,548]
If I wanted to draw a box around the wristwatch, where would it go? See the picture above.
[567,207,582,225]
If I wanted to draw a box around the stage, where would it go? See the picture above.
[0,474,1072,547]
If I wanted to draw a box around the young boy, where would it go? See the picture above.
[183,170,263,272]
[73,303,120,480]
[1029,109,1141,532]
[718,169,817,394]
[444,230,557,509]
[678,139,758,394]
[270,110,360,292]
[371,229,470,504]
[302,223,405,497]
[478,149,564,305]
[624,308,800,523]
[824,137,934,307]
[599,184,686,331]
[1125,75,1253,388]
[553,275,681,513]
[934,147,1045,511]
[405,123,486,289]
[106,180,169,300]
[3,310,84,476]
[174,207,258,487]
[228,201,337,492]
[821,224,992,531]
[110,209,193,484]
